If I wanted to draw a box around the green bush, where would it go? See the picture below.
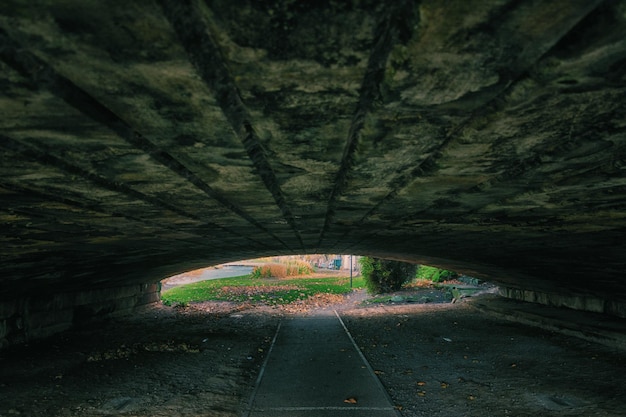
[415,265,458,282]
[359,257,417,294]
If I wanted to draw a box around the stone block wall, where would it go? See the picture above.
[499,287,626,318]
[0,283,160,349]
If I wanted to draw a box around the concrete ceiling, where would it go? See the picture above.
[1,0,625,303]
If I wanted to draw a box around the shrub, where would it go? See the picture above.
[250,264,285,278]
[415,265,458,282]
[286,261,314,276]
[359,257,417,294]
[250,261,313,279]
[249,266,264,279]
[415,265,438,281]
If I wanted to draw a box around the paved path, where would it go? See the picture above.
[161,265,253,290]
[244,311,399,417]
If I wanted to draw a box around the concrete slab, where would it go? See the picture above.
[245,312,399,417]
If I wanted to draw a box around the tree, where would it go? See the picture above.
[359,257,417,294]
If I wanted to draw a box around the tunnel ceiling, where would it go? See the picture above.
[1,0,626,301]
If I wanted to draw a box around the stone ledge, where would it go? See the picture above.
[470,293,626,351]
[498,287,626,318]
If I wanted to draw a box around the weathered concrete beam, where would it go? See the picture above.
[159,0,303,251]
[0,27,287,250]
[318,0,418,248]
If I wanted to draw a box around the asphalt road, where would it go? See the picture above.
[161,265,254,290]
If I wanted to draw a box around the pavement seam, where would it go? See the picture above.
[243,320,282,417]
[261,406,395,411]
[334,310,402,416]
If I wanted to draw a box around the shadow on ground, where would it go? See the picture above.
[1,288,625,416]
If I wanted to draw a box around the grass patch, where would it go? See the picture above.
[161,275,365,306]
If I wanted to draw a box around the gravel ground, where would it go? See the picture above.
[1,288,625,417]
[342,301,626,416]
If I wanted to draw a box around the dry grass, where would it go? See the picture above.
[251,261,313,278]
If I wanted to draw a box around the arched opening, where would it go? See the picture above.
[157,255,494,312]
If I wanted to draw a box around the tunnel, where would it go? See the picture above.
[1,0,626,351]
[2,2,626,415]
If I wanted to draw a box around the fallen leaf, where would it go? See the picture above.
[440,382,449,388]
[468,395,476,401]
[417,381,426,386]
[344,397,357,404]
[417,390,426,397]
[374,370,385,375]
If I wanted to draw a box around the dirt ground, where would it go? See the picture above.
[1,288,625,417]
